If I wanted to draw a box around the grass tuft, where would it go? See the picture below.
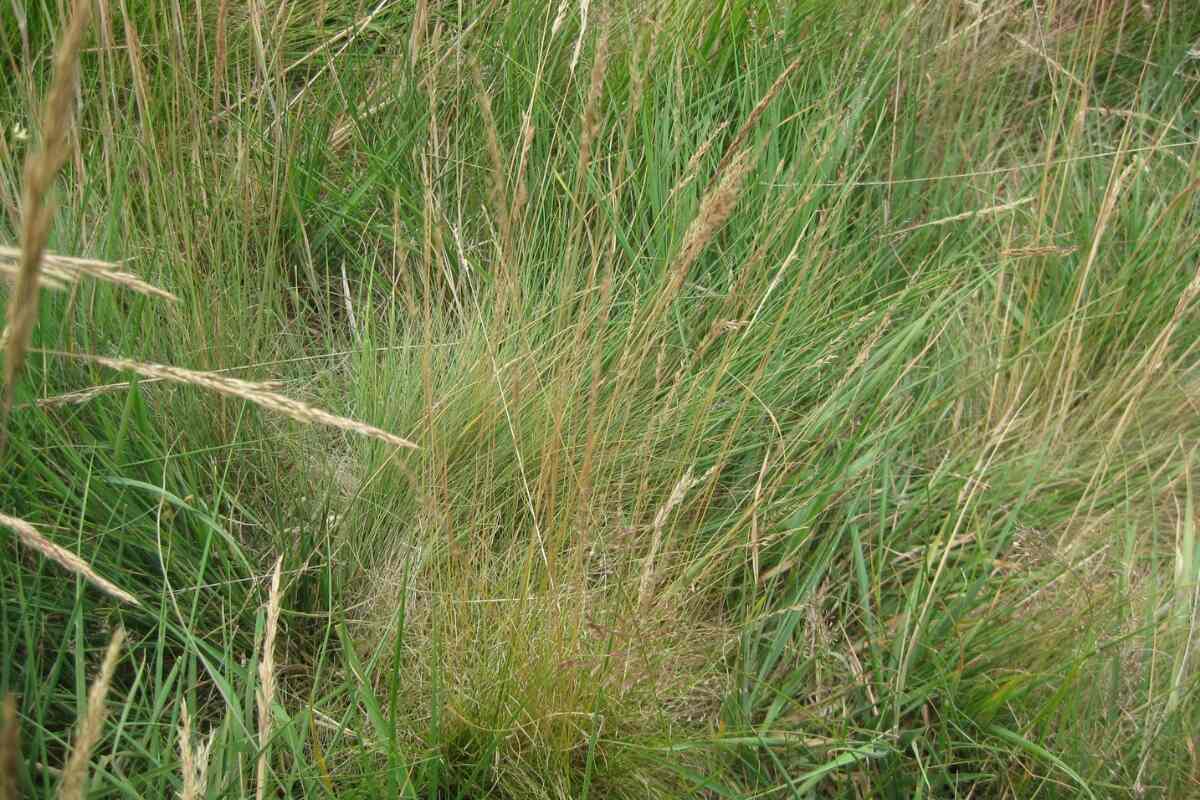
[2,1,1199,798]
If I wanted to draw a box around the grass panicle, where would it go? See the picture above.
[77,354,418,449]
[3,0,92,414]
[57,629,125,800]
[0,246,176,300]
[255,557,282,800]
[0,513,139,606]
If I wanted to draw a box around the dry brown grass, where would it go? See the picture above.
[3,0,92,416]
[0,513,140,606]
[58,628,125,800]
[659,146,756,315]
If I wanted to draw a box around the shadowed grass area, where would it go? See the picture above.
[2,0,1199,797]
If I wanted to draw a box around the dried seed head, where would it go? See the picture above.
[470,61,514,267]
[0,246,175,300]
[511,112,536,227]
[667,147,756,299]
[256,556,283,800]
[80,354,418,449]
[669,120,730,200]
[0,512,139,606]
[575,17,610,189]
[5,0,92,413]
[58,629,125,800]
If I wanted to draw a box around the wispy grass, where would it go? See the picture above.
[2,1,1198,798]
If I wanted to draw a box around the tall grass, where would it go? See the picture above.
[2,0,1198,797]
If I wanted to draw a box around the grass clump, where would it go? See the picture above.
[2,0,1199,798]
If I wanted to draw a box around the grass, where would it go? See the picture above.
[1,0,1199,797]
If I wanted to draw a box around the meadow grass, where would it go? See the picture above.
[1,1,1199,797]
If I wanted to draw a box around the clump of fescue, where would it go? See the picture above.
[3,0,92,417]
[57,628,124,800]
[356,511,737,796]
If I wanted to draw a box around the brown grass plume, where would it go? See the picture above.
[77,354,418,449]
[255,557,283,800]
[3,0,92,419]
[0,512,140,606]
[57,628,125,800]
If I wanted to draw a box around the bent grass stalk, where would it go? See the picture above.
[0,513,140,606]
[68,353,419,449]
